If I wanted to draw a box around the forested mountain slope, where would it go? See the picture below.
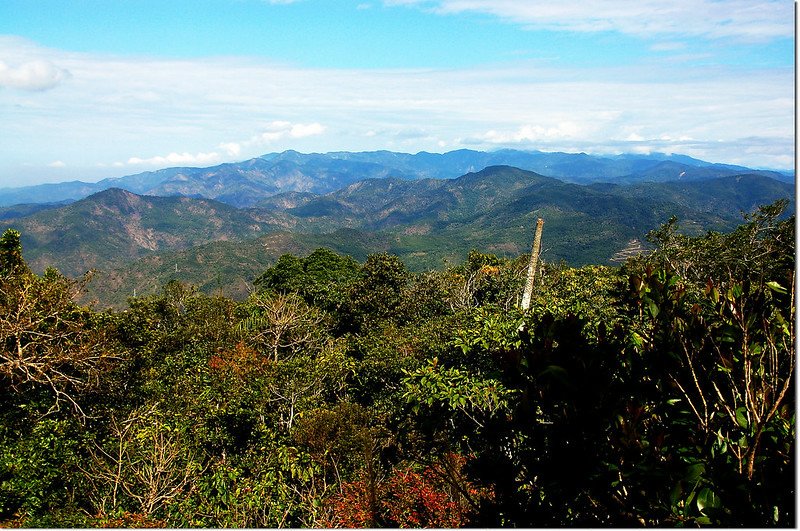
[0,188,283,276]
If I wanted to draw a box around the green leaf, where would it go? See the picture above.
[630,332,644,349]
[735,406,749,429]
[696,487,720,513]
[766,280,788,294]
[669,482,683,506]
[684,462,705,482]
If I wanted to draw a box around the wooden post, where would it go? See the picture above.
[521,218,544,311]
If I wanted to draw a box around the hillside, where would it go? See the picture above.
[0,188,284,277]
[613,173,797,216]
[269,167,794,261]
[82,229,401,308]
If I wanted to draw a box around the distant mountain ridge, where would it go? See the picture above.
[1,166,793,305]
[0,149,792,208]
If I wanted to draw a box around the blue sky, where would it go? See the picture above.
[0,0,794,186]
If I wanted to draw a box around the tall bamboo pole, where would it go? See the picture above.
[521,218,544,310]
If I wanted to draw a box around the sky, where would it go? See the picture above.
[0,0,794,187]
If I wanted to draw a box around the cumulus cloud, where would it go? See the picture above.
[218,142,242,157]
[0,59,70,91]
[258,120,325,144]
[237,121,327,147]
[289,122,326,138]
[127,151,221,166]
[47,160,66,168]
[481,122,584,144]
[121,121,325,167]
[388,0,792,41]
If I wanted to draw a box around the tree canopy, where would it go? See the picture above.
[0,202,794,527]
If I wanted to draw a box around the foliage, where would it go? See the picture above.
[444,250,526,310]
[323,453,489,528]
[0,417,91,526]
[402,357,516,431]
[254,247,360,312]
[641,199,794,287]
[81,405,203,518]
[0,229,27,276]
[345,252,410,331]
[237,291,327,361]
[616,202,795,525]
[0,237,118,416]
[0,205,794,527]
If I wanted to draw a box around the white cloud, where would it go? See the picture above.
[388,0,792,41]
[650,41,688,52]
[481,122,584,144]
[659,134,694,142]
[0,36,792,185]
[127,151,221,166]
[47,160,66,168]
[219,142,242,157]
[290,122,326,138]
[0,59,70,91]
[256,120,325,143]
[236,121,327,148]
[117,122,323,167]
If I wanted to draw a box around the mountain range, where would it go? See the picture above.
[0,149,792,208]
[0,150,793,308]
[0,157,792,308]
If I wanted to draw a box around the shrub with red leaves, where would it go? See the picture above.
[94,512,167,528]
[323,453,490,528]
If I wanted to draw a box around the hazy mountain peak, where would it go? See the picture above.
[0,149,792,208]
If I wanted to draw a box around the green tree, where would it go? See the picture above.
[0,229,27,276]
[254,248,360,313]
[0,258,116,416]
[620,204,796,526]
[346,253,410,331]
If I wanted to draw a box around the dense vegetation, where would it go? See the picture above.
[0,201,794,527]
